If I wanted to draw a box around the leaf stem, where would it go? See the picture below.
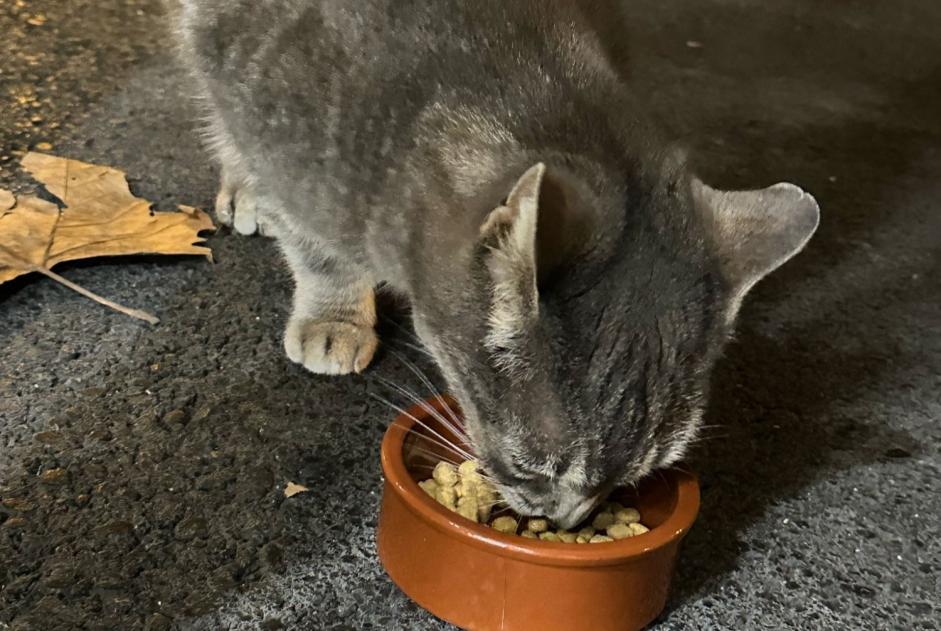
[33,266,160,325]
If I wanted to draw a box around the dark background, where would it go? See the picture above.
[1,1,939,629]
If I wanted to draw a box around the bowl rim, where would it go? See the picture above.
[380,396,701,568]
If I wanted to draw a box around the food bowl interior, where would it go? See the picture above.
[399,401,678,530]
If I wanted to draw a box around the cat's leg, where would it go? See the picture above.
[278,234,379,375]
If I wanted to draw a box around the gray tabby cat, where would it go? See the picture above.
[174,0,819,528]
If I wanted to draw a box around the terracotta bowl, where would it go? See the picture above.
[377,396,700,630]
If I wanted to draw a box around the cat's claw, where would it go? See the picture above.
[284,318,378,375]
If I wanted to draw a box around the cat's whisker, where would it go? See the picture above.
[386,422,474,462]
[401,435,501,487]
[688,435,729,445]
[682,430,732,446]
[404,441,505,498]
[386,348,463,429]
[379,314,434,353]
[465,471,500,486]
[408,445,464,467]
[695,423,726,431]
[371,393,476,462]
[407,449,502,489]
[692,425,729,437]
[395,339,436,361]
[380,319,435,357]
[374,374,470,444]
[381,314,490,371]
[374,381,469,448]
[669,462,696,475]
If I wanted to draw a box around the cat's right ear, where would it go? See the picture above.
[478,163,545,362]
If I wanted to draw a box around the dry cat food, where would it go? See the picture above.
[419,459,651,543]
[418,460,499,523]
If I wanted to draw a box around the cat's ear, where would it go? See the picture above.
[479,163,545,359]
[693,178,820,314]
[480,162,544,263]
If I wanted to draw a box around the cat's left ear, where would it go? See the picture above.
[478,163,545,358]
[693,178,820,317]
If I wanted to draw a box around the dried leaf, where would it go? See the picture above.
[284,482,310,498]
[0,189,14,216]
[0,153,214,322]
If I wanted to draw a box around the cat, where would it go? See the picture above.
[173,0,819,528]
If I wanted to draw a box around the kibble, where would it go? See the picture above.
[458,460,481,480]
[457,496,479,522]
[474,477,497,522]
[418,479,438,497]
[491,516,518,534]
[435,485,457,510]
[629,523,650,535]
[432,461,459,487]
[615,508,641,524]
[420,459,651,543]
[606,523,634,540]
[592,512,616,530]
[421,459,499,523]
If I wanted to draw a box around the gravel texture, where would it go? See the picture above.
[1,1,939,629]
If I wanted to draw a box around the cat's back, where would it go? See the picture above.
[176,1,510,137]
[175,0,629,228]
[177,0,598,95]
[176,0,612,169]
[177,0,387,78]
[178,0,445,71]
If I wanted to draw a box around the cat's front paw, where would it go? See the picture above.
[214,179,274,236]
[284,318,378,375]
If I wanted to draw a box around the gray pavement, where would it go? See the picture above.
[1,1,939,629]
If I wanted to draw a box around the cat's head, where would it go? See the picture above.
[417,158,819,529]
